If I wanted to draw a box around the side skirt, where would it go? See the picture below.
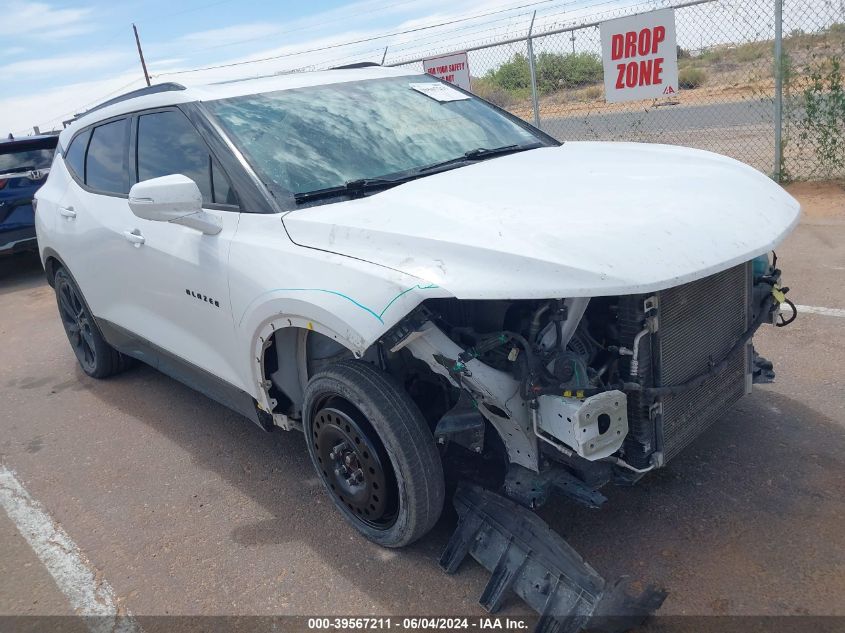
[96,318,272,431]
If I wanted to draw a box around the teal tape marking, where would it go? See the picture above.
[378,283,439,319]
[245,283,440,325]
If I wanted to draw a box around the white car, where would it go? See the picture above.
[35,66,799,558]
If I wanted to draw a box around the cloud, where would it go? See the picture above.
[0,51,128,80]
[1,70,147,135]
[146,57,188,72]
[178,23,283,48]
[0,0,590,133]
[0,1,95,39]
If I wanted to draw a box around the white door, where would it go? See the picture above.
[54,118,138,326]
[117,108,244,390]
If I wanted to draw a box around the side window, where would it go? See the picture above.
[64,129,89,180]
[86,119,129,194]
[137,110,236,207]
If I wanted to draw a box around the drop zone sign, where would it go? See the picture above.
[600,8,679,103]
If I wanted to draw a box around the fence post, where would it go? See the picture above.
[527,11,541,129]
[773,0,784,182]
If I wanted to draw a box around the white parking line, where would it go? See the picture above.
[794,304,845,318]
[0,465,139,633]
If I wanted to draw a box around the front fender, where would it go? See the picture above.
[236,280,451,411]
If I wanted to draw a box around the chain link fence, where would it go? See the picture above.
[387,0,845,181]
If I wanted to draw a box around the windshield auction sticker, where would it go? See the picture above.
[599,8,679,103]
[409,82,471,102]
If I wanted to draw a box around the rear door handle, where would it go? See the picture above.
[123,230,145,247]
[59,206,76,219]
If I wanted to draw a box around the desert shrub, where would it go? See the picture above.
[471,77,515,108]
[677,45,691,59]
[679,67,706,88]
[579,84,602,100]
[536,51,603,92]
[699,48,723,63]
[734,42,767,63]
[795,55,845,175]
[484,53,531,91]
[483,51,603,96]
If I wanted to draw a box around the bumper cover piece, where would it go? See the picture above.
[441,483,666,633]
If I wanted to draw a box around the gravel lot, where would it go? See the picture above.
[0,182,843,626]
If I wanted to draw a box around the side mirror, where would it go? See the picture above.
[128,174,222,235]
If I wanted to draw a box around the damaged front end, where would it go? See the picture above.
[382,254,793,630]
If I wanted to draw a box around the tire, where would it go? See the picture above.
[54,267,135,379]
[303,359,445,548]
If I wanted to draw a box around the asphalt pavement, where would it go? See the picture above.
[542,99,775,139]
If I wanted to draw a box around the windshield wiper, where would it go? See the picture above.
[294,177,413,204]
[418,143,540,173]
[293,143,542,204]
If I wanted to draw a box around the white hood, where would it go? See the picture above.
[282,142,800,299]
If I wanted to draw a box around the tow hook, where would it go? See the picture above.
[442,483,666,633]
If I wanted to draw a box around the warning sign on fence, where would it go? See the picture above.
[600,8,678,103]
[423,52,471,91]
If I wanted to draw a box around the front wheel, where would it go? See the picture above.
[303,360,445,548]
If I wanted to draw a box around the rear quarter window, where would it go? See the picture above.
[64,130,90,180]
[86,119,129,194]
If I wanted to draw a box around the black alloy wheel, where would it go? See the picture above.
[53,267,134,379]
[56,271,98,374]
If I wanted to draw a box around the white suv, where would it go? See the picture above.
[36,66,799,553]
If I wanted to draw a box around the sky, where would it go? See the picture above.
[2,0,657,135]
[0,0,790,135]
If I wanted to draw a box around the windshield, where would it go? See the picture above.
[206,75,548,202]
[0,147,54,175]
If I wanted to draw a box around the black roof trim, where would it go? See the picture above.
[0,134,59,151]
[330,62,382,70]
[72,82,187,122]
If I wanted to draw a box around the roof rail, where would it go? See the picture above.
[330,62,382,70]
[72,82,187,122]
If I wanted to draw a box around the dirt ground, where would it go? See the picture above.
[0,182,843,627]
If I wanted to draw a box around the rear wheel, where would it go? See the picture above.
[303,360,444,548]
[54,267,134,378]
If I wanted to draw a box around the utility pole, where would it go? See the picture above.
[526,11,540,129]
[133,23,151,87]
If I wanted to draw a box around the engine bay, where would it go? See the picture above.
[384,255,791,481]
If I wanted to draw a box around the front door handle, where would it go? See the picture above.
[123,229,145,247]
[59,206,76,219]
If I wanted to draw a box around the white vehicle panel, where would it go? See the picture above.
[283,142,800,299]
[228,212,453,402]
[116,209,244,390]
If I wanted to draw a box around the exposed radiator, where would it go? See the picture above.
[619,263,752,467]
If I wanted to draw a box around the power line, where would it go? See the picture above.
[385,0,660,62]
[178,0,423,57]
[23,0,661,133]
[382,0,595,61]
[154,0,563,77]
[134,0,241,25]
[25,75,145,134]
